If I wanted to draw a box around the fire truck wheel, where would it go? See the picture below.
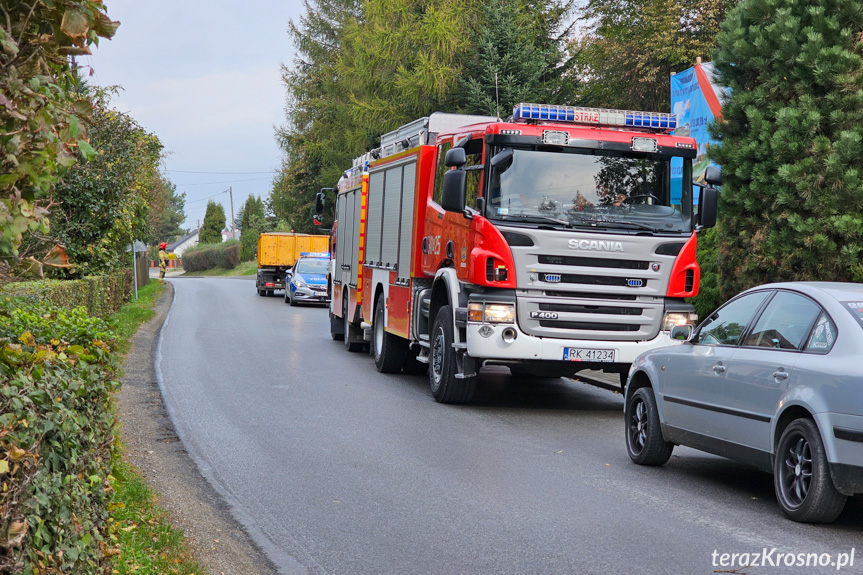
[343,296,364,352]
[373,293,407,373]
[429,305,476,404]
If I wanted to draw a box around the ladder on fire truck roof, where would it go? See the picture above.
[352,113,496,169]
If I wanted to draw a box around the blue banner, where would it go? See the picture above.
[670,62,728,205]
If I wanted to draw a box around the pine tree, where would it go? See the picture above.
[239,195,268,261]
[458,0,576,116]
[199,201,226,245]
[273,0,360,233]
[709,0,863,297]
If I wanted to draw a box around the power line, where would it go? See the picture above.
[177,177,272,186]
[167,169,277,175]
[185,190,230,205]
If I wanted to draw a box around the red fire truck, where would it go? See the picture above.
[317,103,718,404]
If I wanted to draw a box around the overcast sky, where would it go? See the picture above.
[85,0,306,232]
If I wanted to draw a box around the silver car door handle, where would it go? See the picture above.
[713,364,726,374]
[772,370,789,379]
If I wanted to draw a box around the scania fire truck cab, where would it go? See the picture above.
[322,104,718,404]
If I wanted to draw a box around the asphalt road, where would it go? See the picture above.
[158,277,862,575]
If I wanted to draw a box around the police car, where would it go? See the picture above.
[285,253,330,306]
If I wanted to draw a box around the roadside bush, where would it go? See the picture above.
[181,240,240,272]
[690,228,723,320]
[0,297,120,574]
[1,273,131,318]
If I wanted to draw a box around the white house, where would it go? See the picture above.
[168,229,199,258]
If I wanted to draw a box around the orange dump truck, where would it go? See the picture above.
[255,232,329,296]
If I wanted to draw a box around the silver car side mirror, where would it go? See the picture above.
[670,324,693,341]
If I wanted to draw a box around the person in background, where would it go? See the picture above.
[158,242,168,283]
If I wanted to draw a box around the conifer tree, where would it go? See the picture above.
[458,0,576,116]
[239,195,268,260]
[710,0,863,296]
[199,201,227,245]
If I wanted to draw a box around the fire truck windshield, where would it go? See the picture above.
[485,148,693,233]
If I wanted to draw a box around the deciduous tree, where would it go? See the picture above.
[45,89,164,277]
[573,0,732,111]
[0,0,119,273]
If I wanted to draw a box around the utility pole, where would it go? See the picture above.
[229,186,235,240]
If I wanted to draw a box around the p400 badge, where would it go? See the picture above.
[530,311,559,319]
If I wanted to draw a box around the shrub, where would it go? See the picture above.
[1,273,131,319]
[690,228,724,320]
[181,240,240,272]
[0,298,120,574]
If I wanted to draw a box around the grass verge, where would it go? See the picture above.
[109,280,164,353]
[186,260,257,277]
[109,460,203,575]
[107,280,207,575]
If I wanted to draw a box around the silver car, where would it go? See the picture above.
[625,282,863,523]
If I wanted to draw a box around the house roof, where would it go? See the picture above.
[167,229,198,251]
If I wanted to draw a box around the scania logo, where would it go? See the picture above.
[544,273,562,283]
[568,239,624,252]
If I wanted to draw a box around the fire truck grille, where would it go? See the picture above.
[539,303,644,316]
[505,229,677,341]
[544,291,637,300]
[517,296,661,341]
[538,320,641,332]
[554,274,647,288]
[538,255,650,270]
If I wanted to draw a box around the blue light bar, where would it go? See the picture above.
[512,103,677,131]
[299,252,330,258]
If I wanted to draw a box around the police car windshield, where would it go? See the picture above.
[486,148,692,233]
[295,259,329,274]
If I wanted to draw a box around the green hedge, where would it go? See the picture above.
[182,240,240,272]
[0,297,120,574]
[1,272,131,319]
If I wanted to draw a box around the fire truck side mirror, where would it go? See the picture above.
[316,188,333,215]
[704,166,722,186]
[445,148,467,167]
[697,187,718,230]
[441,169,467,213]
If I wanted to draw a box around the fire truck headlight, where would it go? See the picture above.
[468,302,516,324]
[662,311,698,331]
[484,304,515,324]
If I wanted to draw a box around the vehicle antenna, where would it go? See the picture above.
[495,72,501,121]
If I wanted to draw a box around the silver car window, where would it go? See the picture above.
[743,291,821,350]
[804,313,837,352]
[841,301,863,328]
[695,291,770,346]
